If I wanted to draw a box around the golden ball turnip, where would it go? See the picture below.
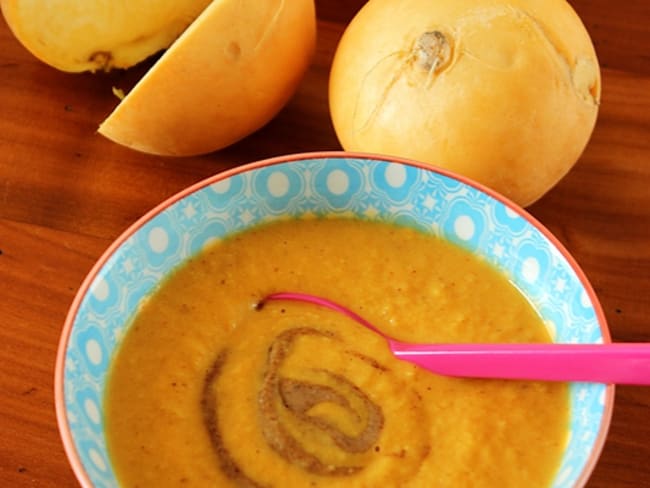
[0,0,212,72]
[98,0,316,156]
[2,0,316,156]
[329,0,601,206]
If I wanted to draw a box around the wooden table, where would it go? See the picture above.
[1,1,648,486]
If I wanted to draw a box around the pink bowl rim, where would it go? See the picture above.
[54,150,614,488]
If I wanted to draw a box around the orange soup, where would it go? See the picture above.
[105,218,569,487]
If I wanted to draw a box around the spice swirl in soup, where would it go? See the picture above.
[105,218,569,487]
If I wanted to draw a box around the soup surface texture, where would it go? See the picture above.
[105,218,569,487]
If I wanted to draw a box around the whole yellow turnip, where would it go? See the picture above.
[329,0,600,206]
[0,0,212,72]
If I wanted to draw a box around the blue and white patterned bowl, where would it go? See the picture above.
[55,152,613,487]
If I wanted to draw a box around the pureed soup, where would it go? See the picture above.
[104,218,569,487]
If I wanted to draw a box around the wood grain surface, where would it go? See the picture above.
[1,1,648,486]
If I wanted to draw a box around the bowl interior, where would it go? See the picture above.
[57,154,612,488]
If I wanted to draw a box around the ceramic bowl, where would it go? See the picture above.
[56,152,613,487]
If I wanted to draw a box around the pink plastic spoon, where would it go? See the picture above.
[262,292,650,385]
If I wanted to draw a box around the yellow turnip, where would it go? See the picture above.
[329,0,600,206]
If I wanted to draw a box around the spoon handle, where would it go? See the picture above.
[389,341,650,385]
